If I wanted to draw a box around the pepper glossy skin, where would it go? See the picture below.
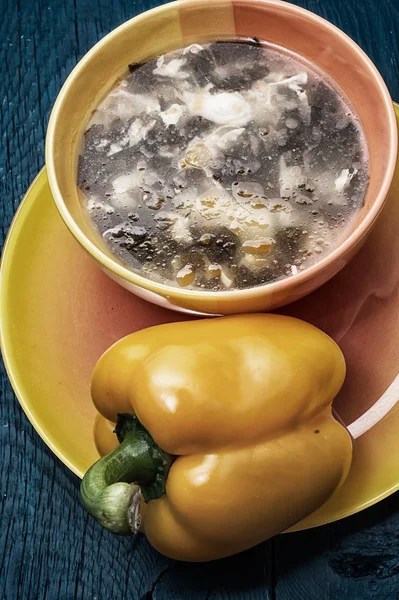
[91,314,352,561]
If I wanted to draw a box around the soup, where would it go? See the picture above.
[78,40,369,290]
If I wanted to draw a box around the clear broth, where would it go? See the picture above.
[78,40,369,290]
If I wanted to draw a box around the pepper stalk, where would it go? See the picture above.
[80,413,171,535]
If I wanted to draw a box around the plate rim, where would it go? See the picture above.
[0,168,83,478]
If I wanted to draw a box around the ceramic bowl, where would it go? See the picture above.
[46,0,397,315]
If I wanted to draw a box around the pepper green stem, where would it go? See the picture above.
[80,413,171,535]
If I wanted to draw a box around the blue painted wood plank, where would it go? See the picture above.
[0,0,398,598]
[274,493,399,600]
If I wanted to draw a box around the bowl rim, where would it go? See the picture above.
[45,0,398,302]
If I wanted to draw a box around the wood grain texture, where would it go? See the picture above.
[0,0,398,598]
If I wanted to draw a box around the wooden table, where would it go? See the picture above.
[1,0,399,598]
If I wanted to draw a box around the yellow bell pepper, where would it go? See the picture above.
[81,314,352,561]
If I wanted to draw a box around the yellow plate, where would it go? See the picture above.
[1,105,399,530]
